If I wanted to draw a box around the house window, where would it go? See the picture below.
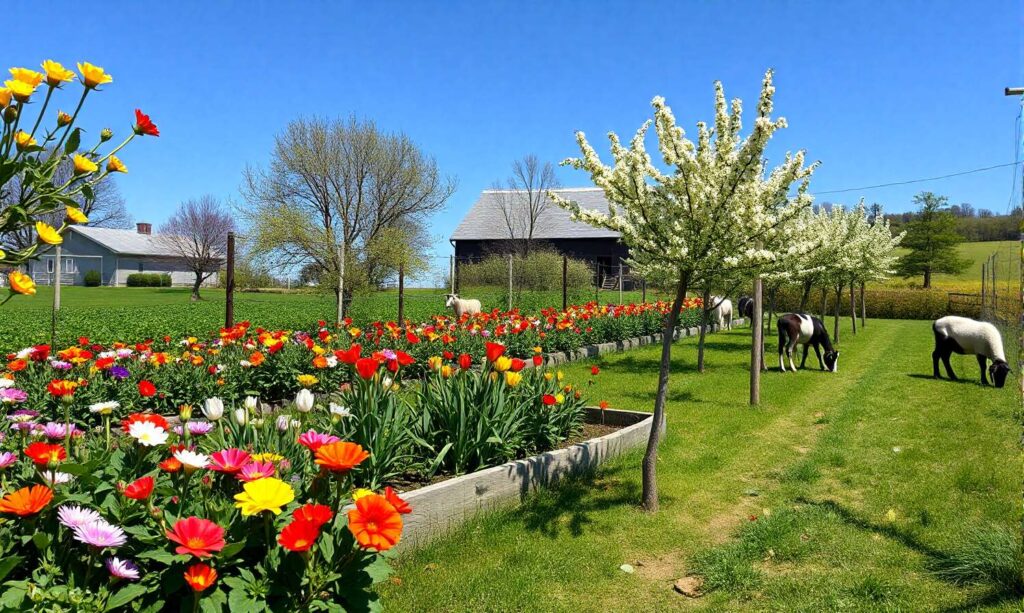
[138,262,144,272]
[64,258,74,272]
[46,259,54,273]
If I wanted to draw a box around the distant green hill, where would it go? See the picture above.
[887,240,1018,290]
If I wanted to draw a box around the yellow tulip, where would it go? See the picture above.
[13,130,36,151]
[56,110,71,126]
[73,154,98,174]
[556,370,564,382]
[0,88,11,108]
[504,371,522,387]
[106,155,127,174]
[233,477,295,516]
[77,62,112,89]
[493,356,512,372]
[440,364,454,378]
[4,79,36,103]
[297,374,319,387]
[427,356,443,371]
[8,271,35,296]
[555,393,565,404]
[65,207,88,225]
[41,60,75,87]
[8,67,43,87]
[35,221,62,245]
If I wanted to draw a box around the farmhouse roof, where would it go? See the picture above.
[69,226,194,257]
[451,188,621,241]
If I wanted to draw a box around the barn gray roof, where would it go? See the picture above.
[70,226,184,257]
[451,188,621,241]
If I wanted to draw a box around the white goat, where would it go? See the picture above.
[709,296,733,330]
[445,293,481,319]
[932,315,1010,387]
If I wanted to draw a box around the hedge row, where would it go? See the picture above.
[126,273,172,287]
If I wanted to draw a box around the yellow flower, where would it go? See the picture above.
[250,452,284,463]
[73,154,98,174]
[493,356,512,372]
[77,62,112,89]
[297,374,318,387]
[427,356,442,371]
[311,344,326,355]
[351,488,373,501]
[233,477,295,516]
[56,110,71,126]
[4,79,36,103]
[8,271,35,296]
[0,88,11,108]
[533,346,542,354]
[504,371,522,387]
[544,372,553,381]
[106,155,126,178]
[555,393,565,404]
[556,370,564,382]
[13,130,36,151]
[35,221,62,245]
[440,364,454,378]
[489,371,498,382]
[8,68,43,87]
[41,60,74,87]
[348,327,361,338]
[65,207,88,225]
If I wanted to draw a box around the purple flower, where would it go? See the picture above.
[6,409,38,423]
[0,388,27,404]
[72,519,127,549]
[106,557,140,580]
[42,422,80,440]
[381,349,397,361]
[58,505,103,530]
[172,421,214,436]
[109,366,130,380]
[49,360,73,371]
[115,349,133,359]
[0,451,17,469]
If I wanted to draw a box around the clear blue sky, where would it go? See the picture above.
[7,0,1022,276]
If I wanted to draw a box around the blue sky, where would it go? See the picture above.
[7,1,1022,277]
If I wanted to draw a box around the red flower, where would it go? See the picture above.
[133,109,160,137]
[137,380,156,397]
[293,503,333,528]
[591,366,600,376]
[354,357,378,380]
[183,563,217,592]
[542,394,556,406]
[24,442,66,466]
[383,486,412,514]
[405,332,420,344]
[47,379,78,398]
[458,354,473,370]
[510,358,526,372]
[122,476,154,500]
[159,457,182,473]
[335,344,361,364]
[121,413,169,433]
[532,355,543,367]
[598,400,610,410]
[166,516,226,558]
[278,518,321,552]
[485,342,506,363]
[347,493,403,552]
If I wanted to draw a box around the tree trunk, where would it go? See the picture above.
[191,274,203,302]
[923,268,931,289]
[641,272,689,513]
[798,280,812,312]
[820,287,828,321]
[766,287,777,332]
[833,285,841,343]
[697,287,710,373]
[849,282,857,335]
[860,282,866,328]
[750,275,763,404]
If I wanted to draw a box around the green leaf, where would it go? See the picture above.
[64,128,81,154]
[106,583,148,611]
[0,583,27,610]
[31,532,50,551]
[81,183,94,203]
[226,588,258,612]
[319,533,335,563]
[200,588,227,613]
[219,540,246,560]
[137,549,184,565]
[363,555,393,583]
[0,557,21,584]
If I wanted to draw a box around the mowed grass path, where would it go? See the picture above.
[379,319,1021,611]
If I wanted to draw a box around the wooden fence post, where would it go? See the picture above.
[397,262,405,325]
[225,232,235,328]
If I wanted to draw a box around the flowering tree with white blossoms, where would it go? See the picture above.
[851,203,904,328]
[551,71,818,512]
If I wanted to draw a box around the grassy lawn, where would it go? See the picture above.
[885,240,1019,291]
[378,319,1021,611]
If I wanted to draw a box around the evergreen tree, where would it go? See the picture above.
[896,192,969,288]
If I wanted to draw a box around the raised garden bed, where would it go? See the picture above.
[393,407,658,550]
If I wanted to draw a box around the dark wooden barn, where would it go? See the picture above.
[450,188,635,289]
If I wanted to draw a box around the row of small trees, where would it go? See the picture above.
[552,71,904,512]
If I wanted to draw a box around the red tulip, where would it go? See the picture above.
[458,354,473,370]
[484,342,505,363]
[355,357,378,380]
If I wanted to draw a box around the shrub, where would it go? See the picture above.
[126,273,173,287]
[769,286,953,321]
[460,250,593,292]
[83,270,101,287]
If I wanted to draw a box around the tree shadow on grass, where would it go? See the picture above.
[517,466,648,540]
[795,497,1023,611]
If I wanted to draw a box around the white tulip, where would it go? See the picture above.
[202,397,224,421]
[276,415,292,431]
[244,396,259,411]
[233,408,248,426]
[329,403,351,418]
[294,389,315,413]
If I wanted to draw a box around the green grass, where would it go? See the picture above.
[886,240,1019,290]
[378,319,1021,611]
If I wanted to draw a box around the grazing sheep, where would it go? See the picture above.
[932,315,1010,387]
[777,313,839,372]
[709,296,733,330]
[445,293,481,319]
[737,296,754,321]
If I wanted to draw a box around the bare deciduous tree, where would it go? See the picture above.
[161,196,235,301]
[240,116,455,312]
[491,154,560,256]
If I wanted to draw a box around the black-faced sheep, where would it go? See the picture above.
[932,315,1010,387]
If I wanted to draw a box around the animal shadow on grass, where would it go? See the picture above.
[517,466,644,539]
[795,498,1023,611]
[906,374,978,386]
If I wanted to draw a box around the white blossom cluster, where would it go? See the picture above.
[549,70,819,287]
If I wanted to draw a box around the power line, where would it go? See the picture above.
[809,161,1022,196]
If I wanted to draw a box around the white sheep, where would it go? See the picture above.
[445,293,481,319]
[932,315,1010,387]
[708,296,733,330]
